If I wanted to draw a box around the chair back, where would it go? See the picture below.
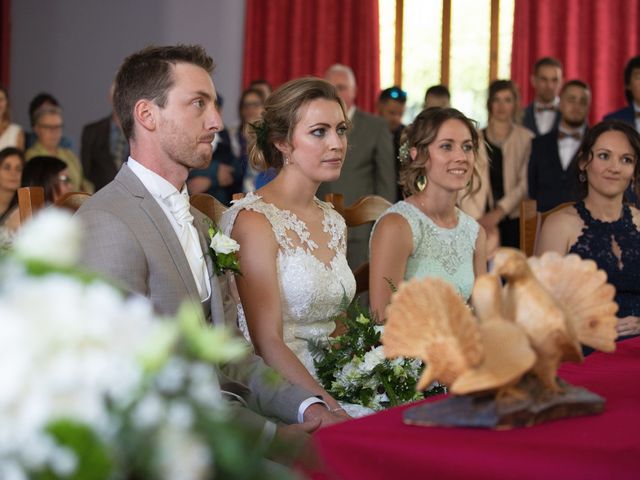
[55,192,91,212]
[325,193,391,227]
[324,193,392,295]
[190,193,228,224]
[519,199,539,256]
[17,186,46,222]
[519,199,574,256]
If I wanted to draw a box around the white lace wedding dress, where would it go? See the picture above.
[221,193,371,417]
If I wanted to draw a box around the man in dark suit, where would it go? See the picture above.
[187,95,243,205]
[528,80,591,212]
[522,57,563,136]
[377,86,407,199]
[80,117,128,192]
[319,64,396,269]
[604,55,640,132]
[76,44,342,448]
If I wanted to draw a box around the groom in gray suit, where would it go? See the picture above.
[76,45,343,447]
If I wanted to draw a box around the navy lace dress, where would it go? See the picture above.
[569,200,640,342]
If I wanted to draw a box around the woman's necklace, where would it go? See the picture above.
[412,195,458,229]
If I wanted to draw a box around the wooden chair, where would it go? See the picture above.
[17,186,45,222]
[190,193,228,223]
[519,199,574,256]
[18,187,91,223]
[55,191,91,212]
[324,193,392,295]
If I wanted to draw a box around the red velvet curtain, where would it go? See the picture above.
[511,0,640,124]
[243,0,380,113]
[0,0,10,87]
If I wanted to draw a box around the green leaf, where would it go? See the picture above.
[39,419,112,480]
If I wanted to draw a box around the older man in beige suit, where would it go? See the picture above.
[76,45,343,452]
[318,64,397,269]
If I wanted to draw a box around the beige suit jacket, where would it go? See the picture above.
[75,164,313,429]
[458,124,534,220]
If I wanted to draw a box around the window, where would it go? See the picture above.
[380,0,514,126]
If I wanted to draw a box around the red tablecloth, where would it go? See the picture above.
[305,337,640,480]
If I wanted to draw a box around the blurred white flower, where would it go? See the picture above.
[13,209,81,267]
[132,394,166,430]
[156,426,212,480]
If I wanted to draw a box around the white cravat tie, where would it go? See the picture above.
[165,191,210,302]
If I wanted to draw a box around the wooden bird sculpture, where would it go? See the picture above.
[493,248,617,391]
[382,248,619,428]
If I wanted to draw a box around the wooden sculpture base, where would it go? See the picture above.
[403,375,604,429]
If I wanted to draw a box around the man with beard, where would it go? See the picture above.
[523,57,563,137]
[75,44,343,457]
[528,80,591,212]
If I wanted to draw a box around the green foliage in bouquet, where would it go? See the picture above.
[310,300,445,411]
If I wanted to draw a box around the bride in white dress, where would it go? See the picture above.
[220,78,355,417]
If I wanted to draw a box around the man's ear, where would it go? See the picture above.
[133,99,157,132]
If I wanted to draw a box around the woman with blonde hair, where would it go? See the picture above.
[369,107,487,320]
[221,77,354,416]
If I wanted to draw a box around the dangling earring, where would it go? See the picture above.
[416,175,427,192]
[284,156,290,166]
[578,170,587,183]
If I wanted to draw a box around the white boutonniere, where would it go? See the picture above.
[208,224,241,276]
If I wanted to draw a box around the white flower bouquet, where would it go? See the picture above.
[311,304,445,412]
[0,209,289,480]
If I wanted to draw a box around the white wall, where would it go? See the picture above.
[10,0,246,152]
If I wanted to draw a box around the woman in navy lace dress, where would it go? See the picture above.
[537,120,640,341]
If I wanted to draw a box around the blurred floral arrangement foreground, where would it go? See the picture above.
[0,209,295,480]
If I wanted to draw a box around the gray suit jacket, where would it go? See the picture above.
[317,109,397,268]
[75,164,313,429]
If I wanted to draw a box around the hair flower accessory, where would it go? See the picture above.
[398,141,411,164]
[207,223,241,276]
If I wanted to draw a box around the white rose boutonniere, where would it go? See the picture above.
[208,224,241,276]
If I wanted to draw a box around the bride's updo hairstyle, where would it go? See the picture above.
[398,107,481,197]
[247,77,348,172]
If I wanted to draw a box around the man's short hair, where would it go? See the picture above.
[28,93,60,126]
[623,55,640,104]
[560,79,590,96]
[379,86,407,104]
[325,63,356,87]
[425,84,450,100]
[113,44,215,140]
[533,56,563,75]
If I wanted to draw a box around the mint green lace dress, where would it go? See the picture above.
[371,201,480,300]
